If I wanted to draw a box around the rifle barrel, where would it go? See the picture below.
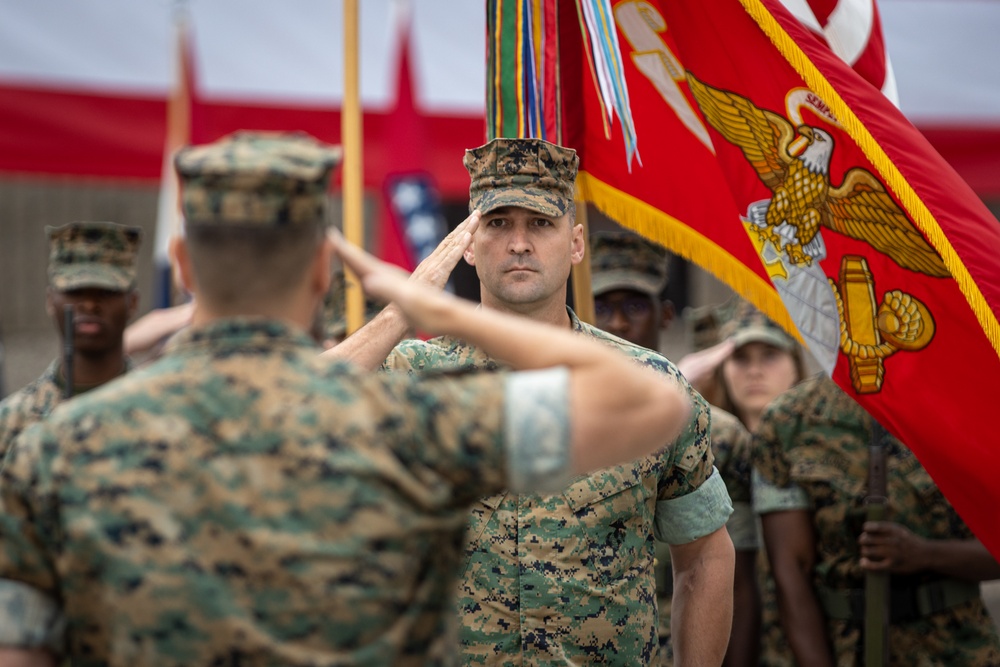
[63,304,74,400]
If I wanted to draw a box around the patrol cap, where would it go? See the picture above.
[46,221,142,292]
[684,304,724,352]
[589,231,669,299]
[323,270,348,339]
[174,130,342,227]
[322,269,383,341]
[720,300,795,351]
[465,137,578,217]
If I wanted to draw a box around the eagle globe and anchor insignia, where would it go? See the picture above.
[686,73,949,393]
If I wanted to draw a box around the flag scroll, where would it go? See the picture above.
[557,0,1000,558]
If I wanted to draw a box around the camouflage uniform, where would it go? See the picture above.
[654,407,754,666]
[0,221,141,460]
[0,132,579,666]
[317,269,382,344]
[720,300,799,667]
[753,374,1000,666]
[385,311,731,666]
[0,360,95,462]
[587,232,753,666]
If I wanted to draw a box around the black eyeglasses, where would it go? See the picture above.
[594,297,653,321]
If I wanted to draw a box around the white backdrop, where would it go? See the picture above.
[1,0,997,121]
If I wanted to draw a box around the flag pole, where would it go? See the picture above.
[564,3,593,325]
[571,195,595,324]
[154,1,192,309]
[342,0,364,334]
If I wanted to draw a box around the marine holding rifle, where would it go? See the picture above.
[752,372,1000,666]
[0,221,142,461]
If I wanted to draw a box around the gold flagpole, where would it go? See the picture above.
[565,0,593,325]
[342,0,364,334]
[571,193,595,325]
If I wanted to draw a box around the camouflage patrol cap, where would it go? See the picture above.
[174,131,342,227]
[465,138,578,217]
[321,269,383,341]
[684,304,724,352]
[720,300,795,351]
[589,231,669,298]
[46,221,142,292]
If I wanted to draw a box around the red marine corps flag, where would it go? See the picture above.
[560,0,1000,557]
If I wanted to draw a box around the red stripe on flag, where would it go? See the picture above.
[543,0,560,141]
[844,4,888,90]
[0,84,484,198]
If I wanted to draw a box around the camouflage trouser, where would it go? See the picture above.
[828,598,1000,667]
[660,545,793,666]
[655,541,674,667]
[656,593,673,666]
[758,549,795,667]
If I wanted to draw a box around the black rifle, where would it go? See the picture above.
[63,304,74,400]
[865,420,890,666]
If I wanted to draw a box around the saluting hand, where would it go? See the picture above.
[676,339,735,396]
[330,228,466,336]
[408,210,480,290]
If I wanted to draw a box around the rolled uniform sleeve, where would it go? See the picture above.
[656,467,733,544]
[752,469,809,514]
[0,579,64,649]
[503,367,571,493]
[0,424,65,651]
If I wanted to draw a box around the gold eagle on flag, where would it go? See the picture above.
[686,73,949,278]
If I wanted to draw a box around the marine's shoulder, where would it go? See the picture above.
[0,381,48,418]
[0,366,62,427]
[708,406,749,441]
[767,374,861,423]
[577,322,677,373]
[388,335,493,371]
[36,354,198,432]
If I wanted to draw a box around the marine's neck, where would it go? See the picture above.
[479,293,572,330]
[61,347,127,390]
[189,290,317,335]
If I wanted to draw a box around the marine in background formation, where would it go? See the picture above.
[0,221,141,461]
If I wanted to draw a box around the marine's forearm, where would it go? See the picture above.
[670,527,735,667]
[0,648,55,667]
[320,304,411,370]
[919,538,1000,582]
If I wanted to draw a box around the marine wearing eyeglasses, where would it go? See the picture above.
[590,230,675,351]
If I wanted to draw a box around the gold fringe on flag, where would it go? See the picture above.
[577,170,803,341]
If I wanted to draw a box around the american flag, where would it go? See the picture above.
[780,0,898,104]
